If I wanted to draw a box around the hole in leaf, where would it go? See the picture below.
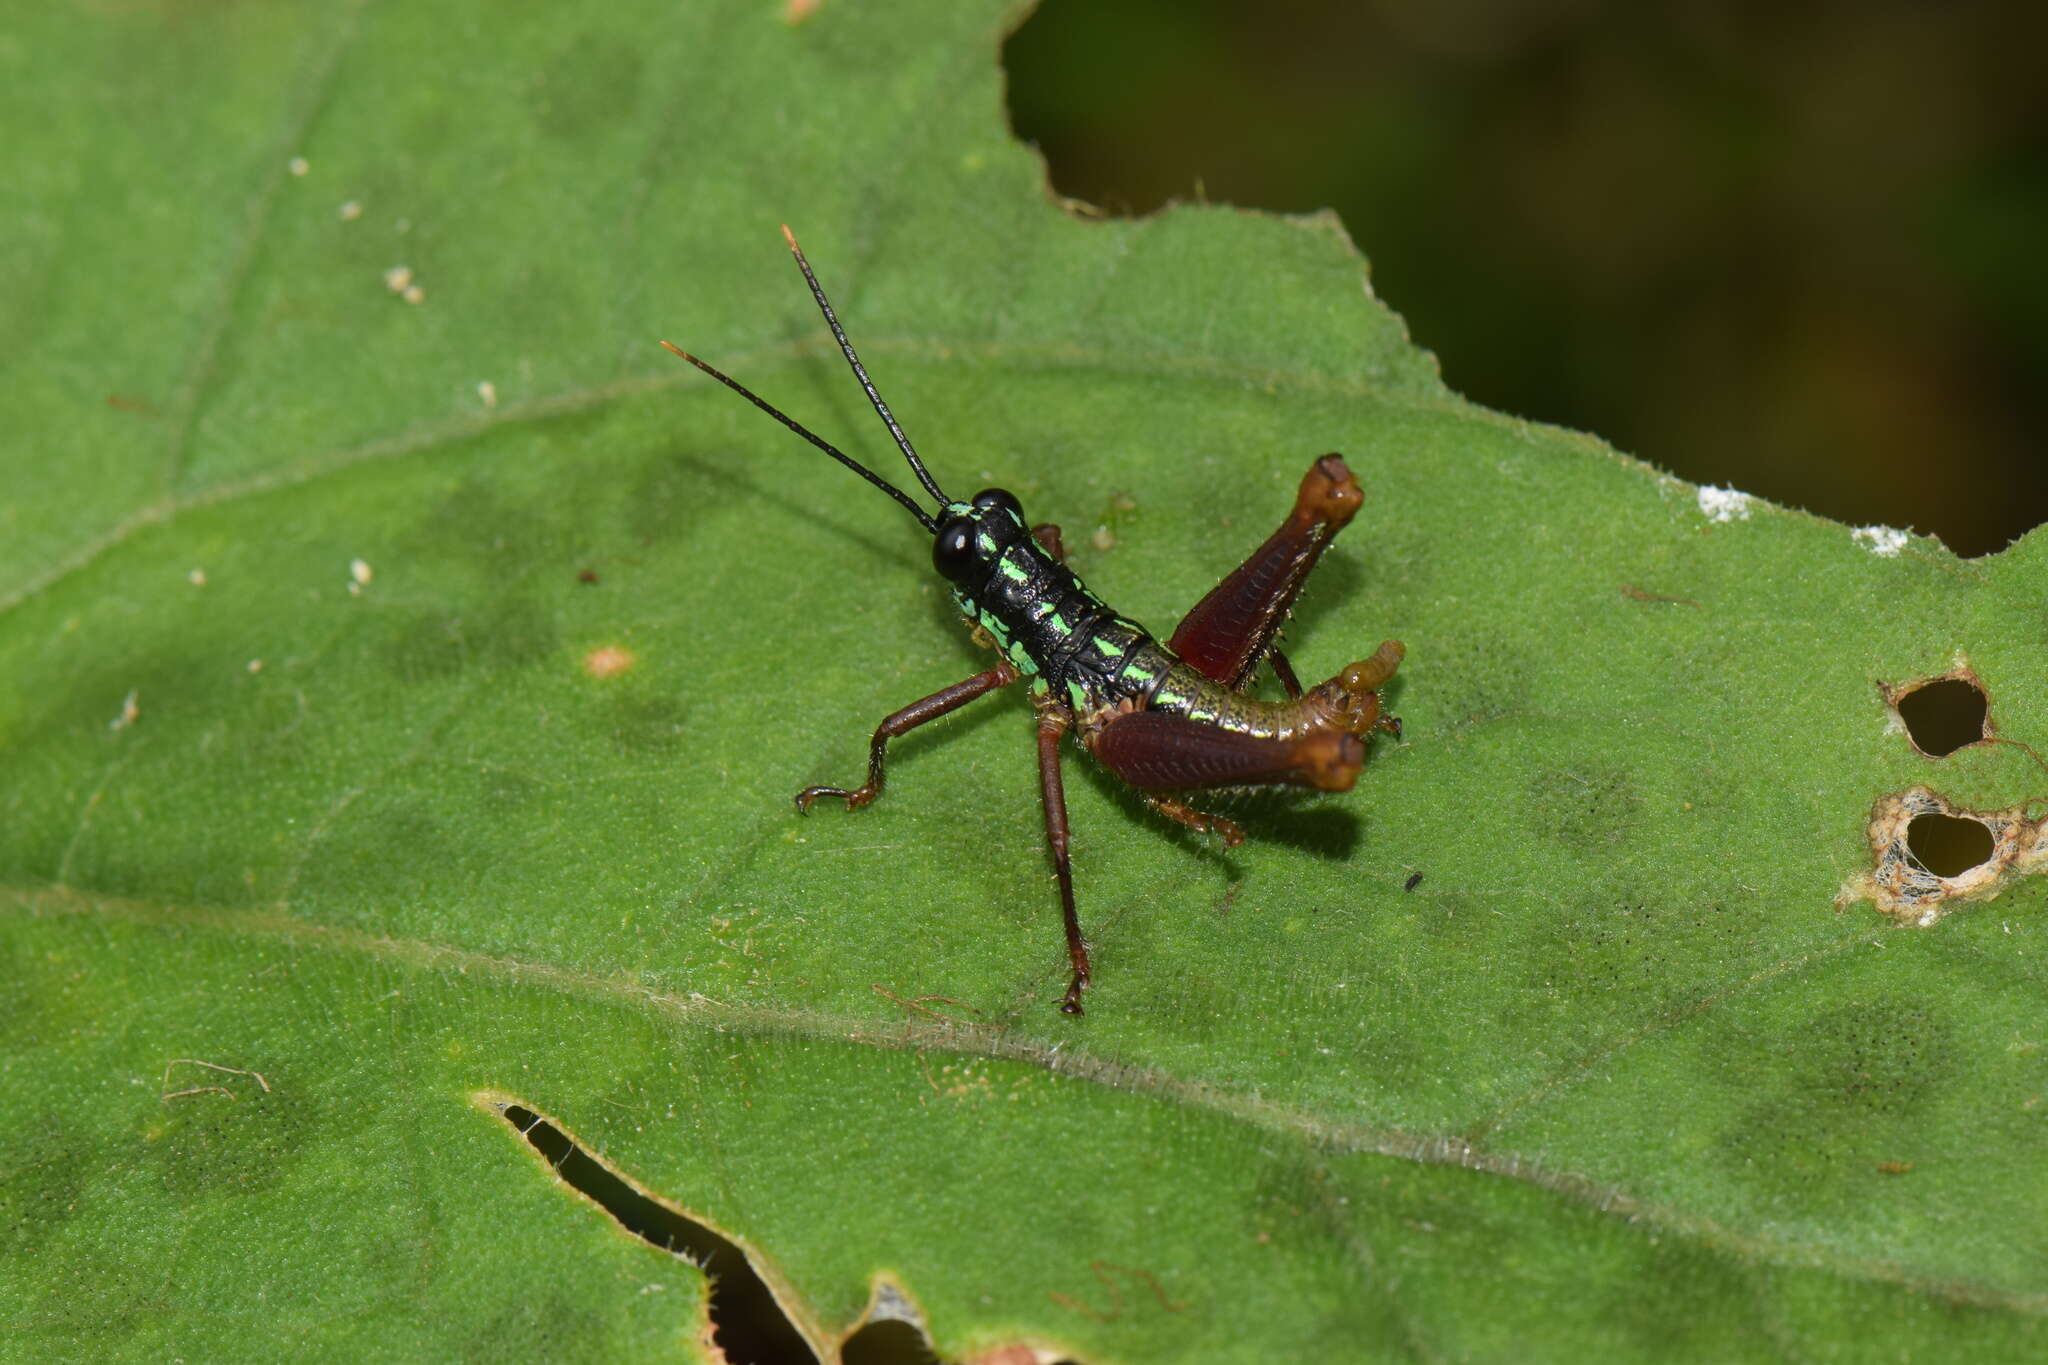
[1894,676,1989,757]
[500,1104,819,1365]
[841,1319,946,1365]
[1904,812,1995,877]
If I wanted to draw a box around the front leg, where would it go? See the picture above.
[1167,454,1365,693]
[796,663,1021,812]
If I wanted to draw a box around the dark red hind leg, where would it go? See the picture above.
[1168,454,1364,693]
[1087,710,1368,795]
[1085,710,1368,849]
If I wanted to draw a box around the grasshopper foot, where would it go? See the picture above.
[795,784,876,813]
[1060,966,1090,1015]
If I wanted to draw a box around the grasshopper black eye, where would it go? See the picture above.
[971,488,1024,521]
[933,516,979,582]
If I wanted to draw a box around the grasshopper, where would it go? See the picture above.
[664,228,1404,1013]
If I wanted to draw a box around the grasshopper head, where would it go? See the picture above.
[932,488,1030,584]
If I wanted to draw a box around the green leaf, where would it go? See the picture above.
[5,1,2045,1360]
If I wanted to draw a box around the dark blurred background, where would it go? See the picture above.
[1005,0,2047,558]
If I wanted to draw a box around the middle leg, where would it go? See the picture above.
[1034,702,1092,1015]
[1141,793,1246,848]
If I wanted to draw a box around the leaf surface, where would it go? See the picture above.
[4,1,2046,1360]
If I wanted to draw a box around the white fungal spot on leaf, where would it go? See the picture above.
[1695,485,1752,523]
[1852,525,1909,557]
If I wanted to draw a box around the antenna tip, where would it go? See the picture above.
[658,340,691,361]
[780,223,801,252]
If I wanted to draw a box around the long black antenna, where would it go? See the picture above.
[779,224,950,507]
[659,340,938,533]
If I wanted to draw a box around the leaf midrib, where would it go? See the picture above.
[10,880,2037,1315]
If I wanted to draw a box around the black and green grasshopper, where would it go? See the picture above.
[664,227,1404,1014]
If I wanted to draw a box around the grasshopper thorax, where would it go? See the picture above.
[929,486,1147,703]
[932,488,1029,584]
